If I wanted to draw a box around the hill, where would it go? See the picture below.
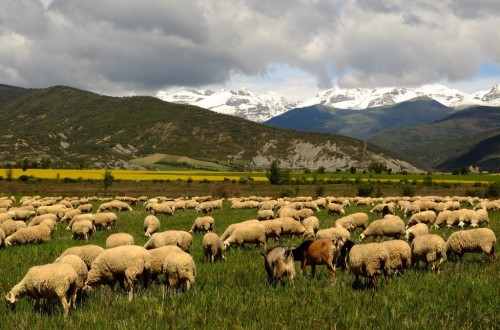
[0,85,419,172]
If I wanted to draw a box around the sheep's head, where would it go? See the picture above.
[359,233,366,241]
[4,292,16,308]
[4,237,12,247]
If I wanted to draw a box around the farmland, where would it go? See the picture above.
[0,195,498,329]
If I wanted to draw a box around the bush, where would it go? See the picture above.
[484,182,500,199]
[401,184,416,197]
[464,187,483,198]
[212,184,241,199]
[315,185,325,198]
[279,188,296,198]
[18,175,30,182]
[356,183,374,197]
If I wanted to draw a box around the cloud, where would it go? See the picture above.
[0,0,498,97]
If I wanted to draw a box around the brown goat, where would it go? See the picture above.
[292,238,341,279]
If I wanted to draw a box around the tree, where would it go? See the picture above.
[349,166,357,174]
[266,161,290,185]
[317,166,326,174]
[22,158,29,171]
[368,161,387,174]
[103,170,115,196]
[5,165,13,181]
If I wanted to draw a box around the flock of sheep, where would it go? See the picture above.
[0,193,498,318]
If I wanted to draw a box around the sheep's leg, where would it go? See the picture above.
[311,264,316,277]
[124,268,139,302]
[59,295,70,319]
[300,260,307,276]
[371,276,378,293]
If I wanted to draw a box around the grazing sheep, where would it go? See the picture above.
[404,223,429,242]
[359,216,405,241]
[202,232,226,264]
[14,221,27,231]
[261,246,296,286]
[315,226,351,247]
[84,245,152,302]
[370,203,395,215]
[0,227,5,247]
[10,209,36,221]
[149,202,174,216]
[258,209,275,220]
[301,216,320,238]
[433,210,457,228]
[28,214,58,227]
[446,228,496,262]
[189,216,214,234]
[0,212,13,223]
[471,209,489,228]
[143,215,161,237]
[55,255,88,308]
[57,245,105,271]
[411,234,447,272]
[5,224,52,246]
[5,263,78,318]
[407,211,437,228]
[36,205,66,219]
[292,238,341,279]
[162,250,196,292]
[71,219,94,241]
[77,203,93,213]
[60,209,82,223]
[66,214,96,231]
[143,230,193,252]
[220,220,256,241]
[1,219,18,237]
[147,245,184,282]
[345,242,390,292]
[327,203,345,215]
[294,208,314,221]
[379,240,412,275]
[105,233,134,249]
[223,223,266,249]
[335,213,369,231]
[278,207,298,219]
[93,212,118,230]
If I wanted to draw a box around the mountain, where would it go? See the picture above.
[265,97,453,140]
[368,106,500,172]
[0,85,420,172]
[298,84,500,110]
[157,87,295,122]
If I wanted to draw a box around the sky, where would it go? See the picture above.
[1,0,499,102]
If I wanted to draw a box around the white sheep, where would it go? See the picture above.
[144,215,161,237]
[147,245,183,282]
[162,250,196,292]
[411,234,447,272]
[55,254,88,308]
[57,244,105,270]
[327,203,345,215]
[5,263,78,318]
[71,219,94,241]
[404,223,429,242]
[223,222,266,249]
[261,246,296,286]
[315,226,351,246]
[301,216,320,238]
[94,212,118,230]
[77,203,93,213]
[370,203,395,215]
[189,216,215,234]
[1,219,18,237]
[5,224,52,246]
[359,216,405,241]
[279,217,307,238]
[379,240,412,275]
[202,232,226,264]
[294,208,314,221]
[84,245,152,301]
[471,209,489,228]
[60,209,82,222]
[105,232,135,249]
[143,230,193,252]
[149,202,174,216]
[0,227,5,247]
[257,209,274,220]
[335,213,369,231]
[446,228,496,262]
[407,210,437,228]
[433,210,457,228]
[66,214,96,231]
[346,242,390,292]
[28,214,58,227]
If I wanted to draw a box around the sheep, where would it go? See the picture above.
[55,255,88,308]
[28,214,58,227]
[223,222,266,249]
[327,203,345,216]
[220,220,259,241]
[292,238,341,279]
[5,224,52,246]
[66,214,96,231]
[456,209,476,228]
[258,219,285,241]
[9,209,36,221]
[60,209,82,223]
[407,211,437,228]
[1,219,18,237]
[257,209,274,220]
[446,228,496,262]
[57,245,105,270]
[71,220,94,241]
[335,213,369,231]
[5,262,78,318]
[105,232,134,249]
[189,216,214,234]
[359,216,405,241]
[0,227,5,247]
[149,202,174,216]
[405,223,429,242]
[261,246,296,286]
[162,250,196,292]
[471,209,489,228]
[301,216,320,237]
[379,240,412,275]
[433,210,457,228]
[147,245,184,282]
[279,217,307,238]
[315,226,351,246]
[202,232,226,264]
[143,230,193,252]
[294,208,314,221]
[0,212,13,223]
[14,220,27,231]
[93,212,117,231]
[411,234,447,272]
[278,207,298,219]
[77,203,93,213]
[144,215,161,237]
[344,242,390,292]
[84,245,152,302]
[370,203,395,215]
[36,205,67,219]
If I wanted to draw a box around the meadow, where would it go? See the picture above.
[0,197,498,329]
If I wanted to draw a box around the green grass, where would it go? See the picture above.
[0,198,498,329]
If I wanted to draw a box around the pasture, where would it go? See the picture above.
[0,196,498,329]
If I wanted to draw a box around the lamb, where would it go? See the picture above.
[335,213,369,231]
[5,224,52,246]
[84,245,152,302]
[344,242,390,292]
[57,244,105,270]
[257,209,274,220]
[162,250,196,292]
[71,219,94,241]
[301,216,320,237]
[327,203,345,216]
[189,216,214,234]
[261,246,296,286]
[105,232,134,249]
[144,215,161,237]
[223,222,267,249]
[55,255,88,308]
[5,263,78,318]
[292,238,341,279]
[359,216,405,241]
[407,210,437,228]
[315,226,351,246]
[147,245,183,282]
[471,209,489,228]
[202,232,226,263]
[94,212,118,230]
[404,223,429,242]
[143,230,193,252]
[379,240,412,275]
[411,234,447,272]
[446,228,496,262]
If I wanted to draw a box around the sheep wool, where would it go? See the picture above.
[143,230,193,252]
[189,216,214,234]
[105,233,135,249]
[147,245,184,282]
[446,228,496,262]
[315,226,351,246]
[335,213,369,231]
[144,215,161,237]
[58,244,105,270]
[162,250,196,291]
[407,211,437,227]
[94,212,118,230]
[471,209,489,228]
[5,224,52,246]
[55,254,88,308]
[202,232,226,264]
[71,220,94,241]
[411,234,447,272]
[347,242,390,292]
[223,222,267,249]
[360,216,405,241]
[405,223,429,241]
[379,240,412,275]
[301,216,320,238]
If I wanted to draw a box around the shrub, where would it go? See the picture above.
[18,175,30,182]
[484,182,500,199]
[279,188,296,198]
[315,185,325,198]
[212,184,241,199]
[401,184,416,197]
[356,183,374,197]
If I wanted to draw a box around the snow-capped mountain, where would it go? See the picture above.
[298,84,500,109]
[157,88,295,122]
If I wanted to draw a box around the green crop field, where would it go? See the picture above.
[0,197,498,329]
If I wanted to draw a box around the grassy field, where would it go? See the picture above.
[0,196,498,329]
